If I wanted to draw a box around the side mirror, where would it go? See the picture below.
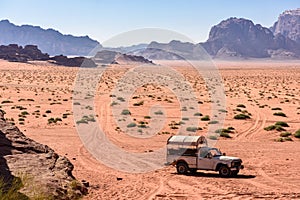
[223,153,226,156]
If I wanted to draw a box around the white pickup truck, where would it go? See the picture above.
[166,135,244,177]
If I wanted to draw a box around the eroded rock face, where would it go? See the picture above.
[271,9,300,43]
[0,110,86,199]
[50,55,97,68]
[0,44,49,62]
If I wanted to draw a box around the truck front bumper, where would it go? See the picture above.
[231,165,244,171]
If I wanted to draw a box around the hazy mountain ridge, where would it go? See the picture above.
[0,20,100,56]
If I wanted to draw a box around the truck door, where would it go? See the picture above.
[197,148,213,169]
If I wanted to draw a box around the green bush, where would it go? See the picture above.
[220,132,231,138]
[201,115,210,121]
[234,114,250,120]
[1,100,13,104]
[154,110,163,115]
[208,135,218,140]
[127,122,136,128]
[133,101,144,106]
[21,111,29,115]
[275,121,289,127]
[194,112,203,116]
[280,132,292,137]
[294,129,300,138]
[237,104,246,108]
[264,125,285,132]
[121,109,131,115]
[271,107,282,110]
[273,112,287,117]
[186,127,198,132]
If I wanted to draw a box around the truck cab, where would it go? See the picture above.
[167,135,244,177]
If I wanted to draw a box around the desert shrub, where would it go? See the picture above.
[127,122,136,128]
[154,110,163,115]
[215,128,233,134]
[264,125,286,132]
[220,132,231,138]
[273,112,287,117]
[121,109,131,115]
[1,100,13,104]
[275,121,289,127]
[21,111,29,115]
[280,132,292,137]
[117,97,125,102]
[237,104,246,108]
[208,120,219,124]
[186,127,198,132]
[18,118,25,121]
[76,119,88,124]
[218,109,227,113]
[234,114,250,120]
[271,107,282,110]
[194,112,203,116]
[228,126,235,130]
[201,115,210,121]
[182,117,189,121]
[208,135,218,140]
[294,129,300,138]
[48,117,62,124]
[144,116,151,119]
[275,137,293,142]
[284,137,293,141]
[110,101,118,106]
[133,101,144,106]
[73,102,80,105]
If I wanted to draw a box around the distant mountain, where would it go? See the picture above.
[271,8,300,43]
[0,20,100,56]
[200,17,300,59]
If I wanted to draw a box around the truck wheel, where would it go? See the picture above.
[219,165,231,177]
[176,163,188,174]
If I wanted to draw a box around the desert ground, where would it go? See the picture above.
[0,59,300,199]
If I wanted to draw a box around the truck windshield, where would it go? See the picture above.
[209,148,222,156]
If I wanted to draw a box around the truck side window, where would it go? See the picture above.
[199,149,208,158]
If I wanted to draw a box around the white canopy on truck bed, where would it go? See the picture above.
[167,135,207,147]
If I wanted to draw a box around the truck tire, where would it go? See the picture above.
[176,162,188,174]
[219,165,231,177]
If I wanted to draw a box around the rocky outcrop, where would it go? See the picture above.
[271,9,300,43]
[0,19,100,56]
[0,44,49,62]
[201,17,300,58]
[50,55,97,68]
[94,50,153,64]
[0,110,87,199]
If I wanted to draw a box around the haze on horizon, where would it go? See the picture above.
[0,0,299,46]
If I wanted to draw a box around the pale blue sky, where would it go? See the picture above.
[0,0,299,44]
